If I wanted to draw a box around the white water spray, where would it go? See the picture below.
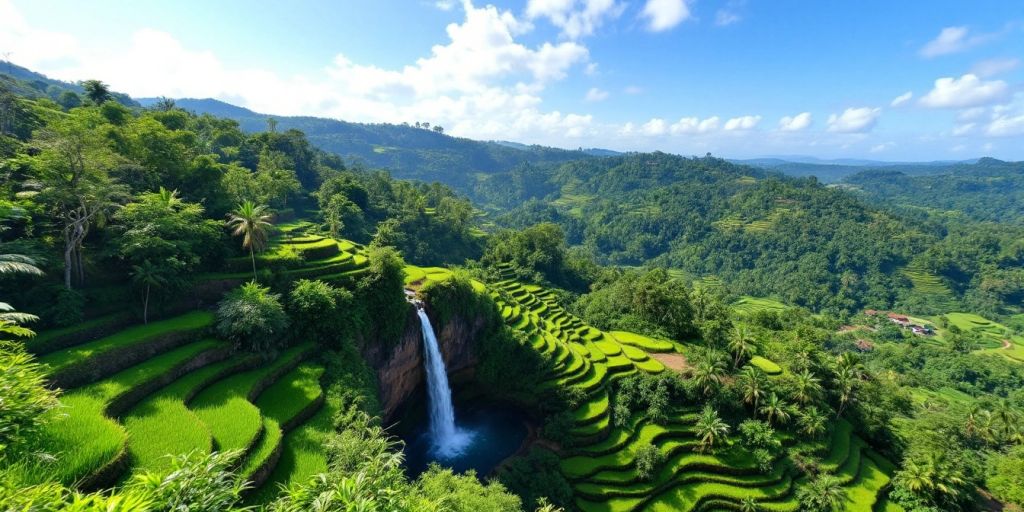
[414,303,473,457]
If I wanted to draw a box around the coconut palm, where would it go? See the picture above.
[740,366,766,412]
[226,201,273,281]
[0,253,42,276]
[739,497,760,512]
[728,324,755,368]
[694,405,730,453]
[759,392,791,426]
[793,369,822,405]
[797,475,844,512]
[994,399,1020,440]
[156,186,181,208]
[797,406,827,438]
[896,453,966,503]
[833,365,858,417]
[131,261,167,324]
[0,252,42,332]
[692,358,727,396]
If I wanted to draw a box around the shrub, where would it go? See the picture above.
[634,444,664,481]
[497,448,574,511]
[216,281,289,353]
[287,279,355,346]
[45,287,84,328]
[0,342,60,456]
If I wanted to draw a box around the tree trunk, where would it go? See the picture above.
[63,243,74,289]
[143,283,150,324]
[250,246,257,282]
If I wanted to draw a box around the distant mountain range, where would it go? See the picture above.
[732,157,979,183]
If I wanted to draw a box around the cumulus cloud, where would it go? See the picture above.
[434,0,456,11]
[778,112,812,131]
[715,9,740,26]
[641,117,668,135]
[890,91,913,107]
[526,0,624,39]
[584,87,609,101]
[641,0,690,32]
[870,142,895,153]
[723,115,761,131]
[0,0,601,145]
[918,74,1009,109]
[919,26,994,58]
[987,94,1024,137]
[971,57,1020,77]
[623,85,644,95]
[952,123,976,136]
[670,116,719,134]
[827,107,881,133]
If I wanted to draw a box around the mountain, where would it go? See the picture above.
[0,60,139,107]
[139,97,602,190]
[840,157,1024,225]
[736,156,976,183]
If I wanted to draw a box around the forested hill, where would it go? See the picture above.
[737,157,973,183]
[137,97,599,188]
[839,157,1024,225]
[484,152,1024,315]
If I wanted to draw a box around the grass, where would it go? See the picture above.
[749,356,783,375]
[124,355,253,473]
[190,345,310,454]
[249,398,339,504]
[31,339,223,485]
[240,417,283,480]
[27,312,133,355]
[732,296,788,316]
[609,331,674,353]
[38,311,214,375]
[254,363,325,424]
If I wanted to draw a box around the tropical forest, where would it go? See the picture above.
[2,2,1024,512]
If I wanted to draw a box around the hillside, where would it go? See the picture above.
[737,157,973,183]
[839,157,1024,225]
[137,97,598,189]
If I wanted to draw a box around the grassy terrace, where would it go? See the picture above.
[488,262,900,512]
[37,311,214,375]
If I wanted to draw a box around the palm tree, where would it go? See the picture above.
[740,366,766,413]
[729,324,755,368]
[0,252,42,331]
[0,253,42,276]
[131,261,167,324]
[897,453,966,503]
[797,406,827,439]
[226,201,273,281]
[994,399,1020,441]
[694,405,730,453]
[157,186,181,208]
[759,392,791,426]
[797,475,844,511]
[692,358,727,396]
[793,369,822,406]
[833,365,858,417]
[739,497,760,512]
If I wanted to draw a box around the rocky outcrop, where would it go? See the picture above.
[363,304,487,421]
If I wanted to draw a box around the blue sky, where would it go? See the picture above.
[2,0,1023,160]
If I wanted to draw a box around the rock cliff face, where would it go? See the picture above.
[362,304,486,421]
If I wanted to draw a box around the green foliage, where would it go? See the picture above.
[355,246,409,345]
[482,223,589,291]
[497,448,574,511]
[986,445,1024,506]
[216,281,289,353]
[414,466,523,512]
[633,443,664,481]
[287,279,356,346]
[575,268,698,341]
[796,474,845,512]
[0,342,59,456]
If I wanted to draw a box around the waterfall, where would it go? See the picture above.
[415,304,473,457]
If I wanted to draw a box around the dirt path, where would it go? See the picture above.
[1002,339,1013,349]
[653,352,690,372]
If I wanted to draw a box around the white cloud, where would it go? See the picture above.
[641,117,668,135]
[919,26,995,58]
[584,62,599,75]
[670,116,719,134]
[957,107,987,122]
[952,123,976,136]
[890,91,913,107]
[623,85,644,95]
[715,9,740,26]
[971,57,1020,77]
[778,112,812,131]
[827,107,881,133]
[641,0,690,32]
[434,0,456,11]
[987,96,1024,137]
[723,115,761,131]
[584,87,608,101]
[870,142,895,153]
[918,74,1009,109]
[526,0,624,39]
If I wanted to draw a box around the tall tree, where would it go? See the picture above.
[226,201,273,281]
[729,324,755,368]
[694,405,730,453]
[131,261,167,324]
[740,366,766,413]
[81,79,112,105]
[759,393,791,426]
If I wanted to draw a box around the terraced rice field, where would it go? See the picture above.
[731,296,788,317]
[944,312,1024,363]
[203,227,371,283]
[23,225,359,503]
[901,263,955,307]
[489,263,901,511]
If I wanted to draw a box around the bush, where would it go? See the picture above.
[287,279,355,346]
[0,342,60,456]
[497,448,574,511]
[634,444,664,481]
[216,281,289,353]
[45,287,84,328]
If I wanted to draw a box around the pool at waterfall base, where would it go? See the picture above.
[401,404,529,478]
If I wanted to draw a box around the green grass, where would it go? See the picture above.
[38,311,214,375]
[124,356,254,473]
[249,398,339,503]
[240,416,283,480]
[609,331,675,353]
[27,312,132,355]
[254,363,325,424]
[31,339,223,485]
[190,345,310,454]
[732,296,788,316]
[748,356,783,375]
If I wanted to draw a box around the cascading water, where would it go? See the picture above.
[414,303,473,457]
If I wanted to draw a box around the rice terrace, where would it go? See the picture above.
[2,2,1024,512]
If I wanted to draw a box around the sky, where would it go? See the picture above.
[2,0,1023,160]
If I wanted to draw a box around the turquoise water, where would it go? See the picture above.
[401,404,528,478]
